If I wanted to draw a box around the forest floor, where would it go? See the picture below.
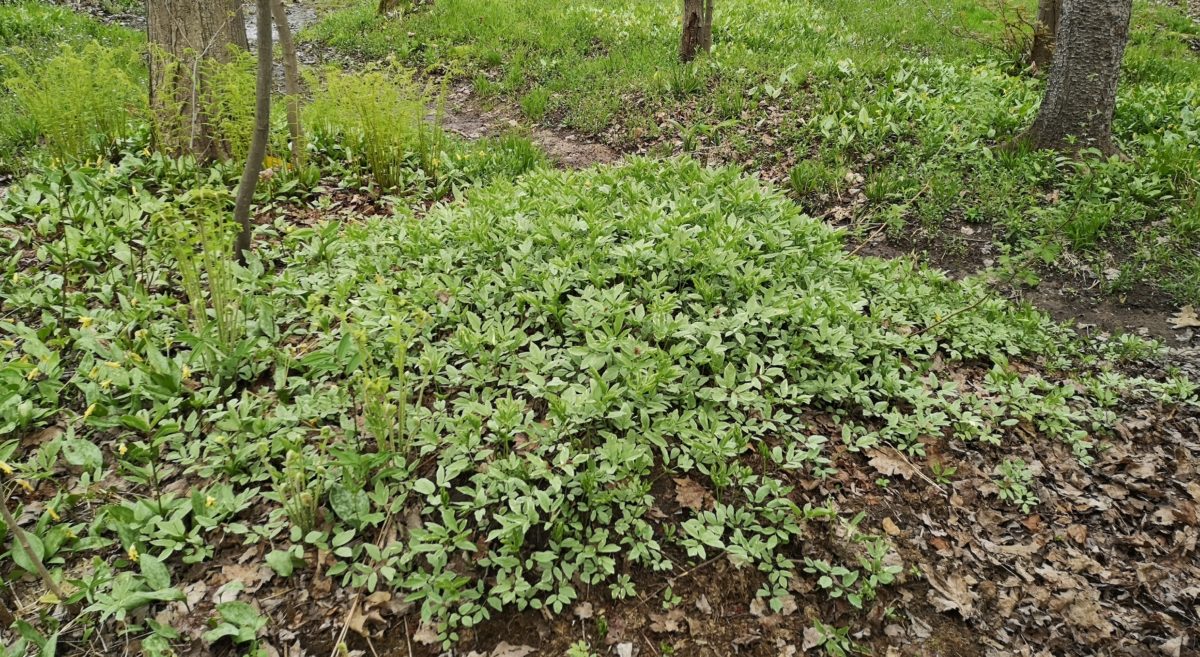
[2,2,1199,657]
[298,0,1200,343]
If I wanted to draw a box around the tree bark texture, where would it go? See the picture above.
[234,0,272,261]
[378,0,400,14]
[270,0,305,169]
[147,0,249,161]
[680,0,714,63]
[1019,0,1131,155]
[1030,0,1062,72]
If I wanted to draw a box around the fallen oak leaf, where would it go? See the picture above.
[649,607,685,633]
[922,566,978,619]
[673,477,712,511]
[867,450,919,480]
[347,605,385,638]
[1168,306,1200,329]
[491,643,536,657]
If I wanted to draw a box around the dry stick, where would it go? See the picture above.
[0,488,66,601]
[234,0,274,262]
[403,617,413,657]
[641,552,724,604]
[270,0,305,170]
[329,593,360,657]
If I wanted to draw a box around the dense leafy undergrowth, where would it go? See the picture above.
[307,0,1200,304]
[2,151,1196,652]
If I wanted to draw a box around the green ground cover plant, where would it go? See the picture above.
[2,149,1194,651]
[0,2,1198,655]
[305,0,1200,304]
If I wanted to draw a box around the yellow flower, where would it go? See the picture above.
[205,495,217,508]
[65,528,76,540]
[130,353,143,363]
[181,366,192,380]
[83,403,97,420]
[127,545,139,563]
[130,297,139,307]
[88,366,99,379]
[79,316,94,329]
[0,461,12,476]
[100,379,113,390]
[16,479,33,493]
[105,361,121,369]
[117,443,128,457]
[26,369,39,381]
[1,339,15,348]
[48,507,60,521]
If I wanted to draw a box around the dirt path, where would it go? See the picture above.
[438,83,620,168]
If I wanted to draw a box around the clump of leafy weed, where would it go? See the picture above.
[305,65,445,191]
[2,41,144,162]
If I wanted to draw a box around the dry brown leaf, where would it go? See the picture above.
[867,450,918,480]
[1153,507,1176,526]
[1059,591,1115,639]
[1066,524,1088,544]
[649,607,685,633]
[574,601,594,620]
[1187,482,1200,503]
[491,643,536,657]
[801,626,823,651]
[1160,636,1184,657]
[413,623,439,645]
[673,477,712,511]
[923,567,978,619]
[749,598,767,618]
[347,605,384,638]
[1168,306,1200,329]
[882,518,901,536]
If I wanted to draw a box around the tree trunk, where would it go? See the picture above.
[680,0,714,63]
[378,0,400,14]
[234,0,272,261]
[1030,0,1062,72]
[270,0,304,169]
[1016,0,1131,155]
[147,0,249,161]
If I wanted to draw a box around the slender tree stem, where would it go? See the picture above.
[234,0,274,263]
[270,0,305,170]
[0,488,66,601]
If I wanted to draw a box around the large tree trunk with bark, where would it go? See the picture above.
[1030,0,1062,72]
[147,0,249,162]
[234,0,272,261]
[1016,0,1131,156]
[270,0,304,169]
[680,0,714,63]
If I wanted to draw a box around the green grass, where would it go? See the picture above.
[306,0,1200,305]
